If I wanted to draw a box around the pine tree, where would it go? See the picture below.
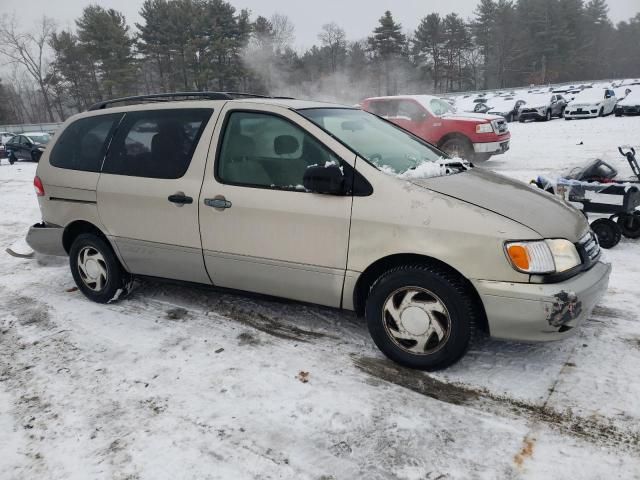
[413,14,444,92]
[472,0,497,89]
[368,11,407,95]
[76,6,136,98]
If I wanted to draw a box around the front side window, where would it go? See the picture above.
[103,109,213,179]
[429,99,455,116]
[50,114,122,172]
[300,108,446,175]
[217,111,343,190]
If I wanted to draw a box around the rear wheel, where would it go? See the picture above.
[440,137,473,161]
[591,218,622,249]
[365,265,477,371]
[69,233,131,303]
[617,212,640,239]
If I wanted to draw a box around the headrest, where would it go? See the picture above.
[274,135,299,155]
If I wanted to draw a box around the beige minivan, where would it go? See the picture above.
[26,92,611,370]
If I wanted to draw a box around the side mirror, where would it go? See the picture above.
[303,164,345,195]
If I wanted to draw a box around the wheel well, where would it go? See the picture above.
[62,221,108,253]
[352,253,489,334]
[437,133,472,149]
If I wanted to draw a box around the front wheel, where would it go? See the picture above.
[365,265,477,370]
[69,233,131,303]
[8,152,17,164]
[591,218,622,249]
[598,107,604,117]
[544,109,552,121]
[439,137,473,161]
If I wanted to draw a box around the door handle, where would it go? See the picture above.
[204,197,232,209]
[168,193,193,205]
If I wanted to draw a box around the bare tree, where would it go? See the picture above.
[0,15,57,122]
[270,13,295,53]
[319,22,347,72]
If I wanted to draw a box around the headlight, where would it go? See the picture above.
[476,123,494,133]
[505,239,581,274]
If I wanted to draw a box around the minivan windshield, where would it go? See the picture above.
[299,108,452,176]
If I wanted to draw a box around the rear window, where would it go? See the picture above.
[50,114,123,172]
[102,109,213,179]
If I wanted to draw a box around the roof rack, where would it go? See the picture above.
[87,91,293,111]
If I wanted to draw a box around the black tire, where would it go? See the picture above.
[365,265,478,371]
[439,137,473,161]
[615,111,622,117]
[8,152,17,164]
[598,107,604,117]
[69,233,131,303]
[591,218,622,249]
[519,118,525,123]
[559,107,565,118]
[544,109,552,121]
[617,212,640,239]
[31,150,41,162]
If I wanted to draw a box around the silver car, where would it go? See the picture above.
[26,93,611,370]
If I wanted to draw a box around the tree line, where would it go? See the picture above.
[1,0,639,124]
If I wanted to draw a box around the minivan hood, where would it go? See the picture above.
[413,168,588,240]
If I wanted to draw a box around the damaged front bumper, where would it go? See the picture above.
[25,222,67,256]
[472,261,611,342]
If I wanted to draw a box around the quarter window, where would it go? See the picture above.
[217,111,343,190]
[103,109,213,179]
[50,114,122,172]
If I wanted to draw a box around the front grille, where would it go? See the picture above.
[520,108,538,114]
[578,231,601,264]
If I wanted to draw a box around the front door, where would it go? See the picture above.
[97,107,218,284]
[198,104,354,308]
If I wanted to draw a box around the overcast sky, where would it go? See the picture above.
[1,0,639,49]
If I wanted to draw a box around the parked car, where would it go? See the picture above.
[26,92,610,371]
[615,89,640,116]
[564,88,617,119]
[518,93,568,122]
[486,96,527,122]
[361,95,510,162]
[5,132,51,163]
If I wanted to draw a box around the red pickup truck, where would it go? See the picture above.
[361,95,511,162]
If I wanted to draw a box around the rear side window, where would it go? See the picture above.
[50,114,123,172]
[102,109,213,179]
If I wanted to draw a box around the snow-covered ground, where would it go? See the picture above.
[1,115,639,479]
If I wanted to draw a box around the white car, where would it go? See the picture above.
[564,88,617,119]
